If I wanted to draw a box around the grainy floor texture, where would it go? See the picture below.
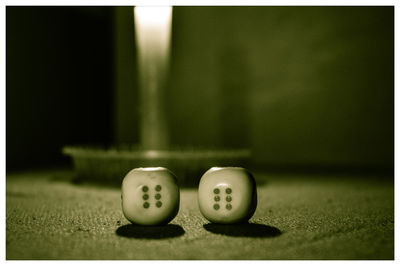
[6,169,393,259]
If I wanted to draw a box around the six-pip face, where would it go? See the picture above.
[198,167,257,224]
[121,167,180,226]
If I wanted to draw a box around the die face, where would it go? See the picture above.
[121,167,179,226]
[198,167,257,224]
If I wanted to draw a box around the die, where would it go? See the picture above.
[121,167,180,226]
[198,167,257,224]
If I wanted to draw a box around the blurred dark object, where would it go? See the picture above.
[6,7,114,170]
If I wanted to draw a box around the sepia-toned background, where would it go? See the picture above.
[7,6,393,173]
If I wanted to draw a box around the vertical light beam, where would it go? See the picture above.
[134,6,172,149]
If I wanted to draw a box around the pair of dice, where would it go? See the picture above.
[121,167,257,225]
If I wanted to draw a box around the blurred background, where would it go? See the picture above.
[6,6,394,176]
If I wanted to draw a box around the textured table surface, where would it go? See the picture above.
[6,169,394,260]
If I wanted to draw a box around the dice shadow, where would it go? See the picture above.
[203,222,282,238]
[116,223,185,239]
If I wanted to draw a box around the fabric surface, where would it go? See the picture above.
[6,170,394,259]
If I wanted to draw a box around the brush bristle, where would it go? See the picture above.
[62,145,251,187]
